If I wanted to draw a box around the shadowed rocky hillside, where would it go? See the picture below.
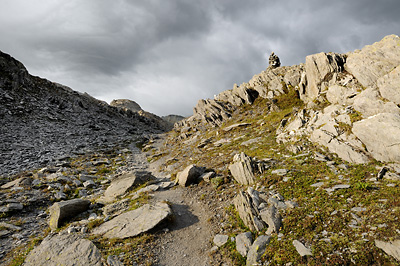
[0,51,169,177]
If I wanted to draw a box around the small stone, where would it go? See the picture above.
[0,222,22,231]
[83,180,95,189]
[199,172,216,183]
[67,226,77,234]
[236,232,253,257]
[7,203,23,211]
[293,240,312,256]
[107,255,124,266]
[213,234,229,247]
[88,213,98,221]
[246,235,271,266]
[54,191,67,200]
[351,207,367,212]
[271,169,288,176]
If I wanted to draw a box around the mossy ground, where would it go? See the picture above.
[155,89,400,265]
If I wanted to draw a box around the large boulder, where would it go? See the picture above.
[92,202,172,239]
[99,171,155,203]
[24,234,103,266]
[378,65,400,105]
[229,152,256,185]
[48,199,91,230]
[176,164,205,187]
[353,87,400,118]
[345,34,400,88]
[304,52,346,101]
[352,113,400,162]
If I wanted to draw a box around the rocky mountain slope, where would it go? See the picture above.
[0,51,169,177]
[1,35,400,266]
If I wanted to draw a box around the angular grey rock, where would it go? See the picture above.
[92,202,172,239]
[326,85,358,106]
[48,198,91,230]
[24,233,103,266]
[229,152,256,185]
[176,164,205,187]
[353,113,400,162]
[345,34,400,88]
[6,203,23,211]
[378,65,400,105]
[259,205,282,234]
[304,52,346,101]
[100,171,154,203]
[83,180,95,188]
[293,240,312,256]
[0,222,21,231]
[223,122,251,132]
[353,87,400,118]
[246,235,271,266]
[1,177,32,189]
[234,191,265,232]
[375,239,400,261]
[236,232,253,257]
[271,169,288,176]
[213,234,229,247]
[199,171,216,182]
[107,255,125,266]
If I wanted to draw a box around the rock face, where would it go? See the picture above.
[100,171,155,203]
[352,113,400,162]
[0,50,165,177]
[303,52,346,102]
[24,233,103,266]
[48,199,91,230]
[229,153,256,185]
[345,34,400,88]
[378,65,400,105]
[92,202,172,239]
[276,35,400,164]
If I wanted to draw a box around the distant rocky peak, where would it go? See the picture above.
[110,99,143,112]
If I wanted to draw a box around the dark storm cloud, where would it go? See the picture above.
[0,0,399,116]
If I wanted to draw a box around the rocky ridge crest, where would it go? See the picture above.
[175,34,400,165]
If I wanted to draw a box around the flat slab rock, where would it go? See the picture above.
[99,171,155,203]
[92,202,172,239]
[24,233,103,266]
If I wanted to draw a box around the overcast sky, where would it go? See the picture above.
[1,1,399,116]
